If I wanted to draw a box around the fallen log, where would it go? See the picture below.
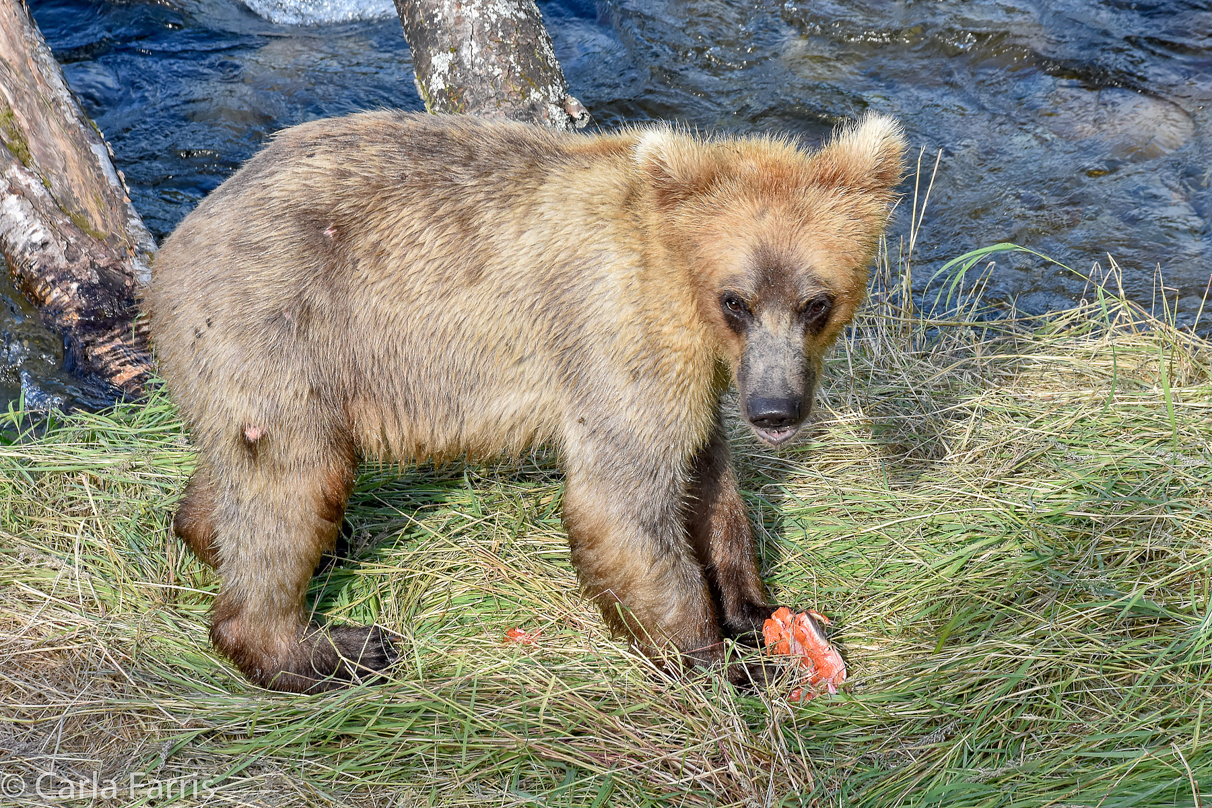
[0,0,156,401]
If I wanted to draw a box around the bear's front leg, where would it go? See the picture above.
[685,415,779,644]
[561,447,724,673]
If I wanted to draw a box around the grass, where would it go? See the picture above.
[0,238,1209,807]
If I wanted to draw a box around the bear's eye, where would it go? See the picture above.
[720,293,751,319]
[801,295,833,327]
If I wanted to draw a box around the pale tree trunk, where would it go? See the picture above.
[394,0,589,129]
[0,0,155,400]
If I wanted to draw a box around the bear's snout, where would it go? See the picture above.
[745,396,804,446]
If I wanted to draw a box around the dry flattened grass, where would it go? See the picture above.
[0,245,1209,807]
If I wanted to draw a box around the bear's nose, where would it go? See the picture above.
[746,397,801,428]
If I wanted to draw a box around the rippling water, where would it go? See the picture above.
[7,0,1211,407]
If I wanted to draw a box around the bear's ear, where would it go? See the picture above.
[634,128,721,209]
[807,114,907,194]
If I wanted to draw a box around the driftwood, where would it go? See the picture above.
[394,0,589,129]
[0,0,155,400]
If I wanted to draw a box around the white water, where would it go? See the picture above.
[242,0,395,25]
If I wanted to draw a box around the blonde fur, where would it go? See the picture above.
[146,112,905,692]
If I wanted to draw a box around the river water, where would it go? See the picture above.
[7,0,1211,408]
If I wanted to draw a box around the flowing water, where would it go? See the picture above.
[7,0,1211,407]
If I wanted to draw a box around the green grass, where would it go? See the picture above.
[0,244,1209,806]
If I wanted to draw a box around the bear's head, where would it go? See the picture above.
[637,116,906,445]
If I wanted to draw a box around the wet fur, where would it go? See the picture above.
[146,112,905,692]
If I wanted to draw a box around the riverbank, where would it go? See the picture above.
[1,249,1209,807]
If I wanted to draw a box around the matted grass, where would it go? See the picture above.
[0,243,1209,807]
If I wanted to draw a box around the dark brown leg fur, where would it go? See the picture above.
[173,465,219,567]
[204,433,395,693]
[686,415,778,644]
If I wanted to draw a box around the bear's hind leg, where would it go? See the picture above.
[206,435,394,692]
[173,464,219,567]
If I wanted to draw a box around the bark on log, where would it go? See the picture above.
[394,0,590,130]
[0,0,155,401]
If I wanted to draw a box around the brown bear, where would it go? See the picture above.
[145,111,905,693]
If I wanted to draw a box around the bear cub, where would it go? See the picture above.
[145,111,905,692]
